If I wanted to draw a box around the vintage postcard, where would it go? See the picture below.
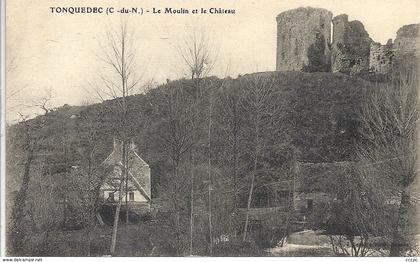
[2,0,420,259]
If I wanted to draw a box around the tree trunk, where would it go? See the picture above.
[12,143,34,253]
[189,153,195,256]
[110,141,126,255]
[281,153,297,246]
[85,190,100,256]
[389,188,411,256]
[230,120,239,237]
[84,220,92,256]
[109,32,128,252]
[189,76,201,256]
[208,102,213,256]
[84,156,95,256]
[110,180,123,255]
[243,121,259,241]
[125,162,129,224]
[172,159,182,256]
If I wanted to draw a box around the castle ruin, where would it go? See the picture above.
[276,7,420,75]
[276,7,332,72]
[369,39,394,74]
[331,14,372,75]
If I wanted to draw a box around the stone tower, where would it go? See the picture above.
[331,14,372,75]
[393,24,420,71]
[276,7,332,72]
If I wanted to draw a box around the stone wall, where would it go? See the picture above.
[369,39,394,74]
[276,7,419,76]
[276,7,332,72]
[393,24,420,71]
[369,24,419,74]
[331,14,372,75]
[394,24,420,53]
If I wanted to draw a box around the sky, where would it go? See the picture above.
[5,0,420,122]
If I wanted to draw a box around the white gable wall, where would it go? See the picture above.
[100,139,152,203]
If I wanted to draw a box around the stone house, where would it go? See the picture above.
[100,139,151,216]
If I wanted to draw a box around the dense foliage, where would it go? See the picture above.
[6,71,376,256]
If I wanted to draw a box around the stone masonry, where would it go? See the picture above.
[276,7,332,72]
[369,39,394,74]
[369,24,420,73]
[331,14,372,75]
[393,24,420,70]
[276,7,420,75]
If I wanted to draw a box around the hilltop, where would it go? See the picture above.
[7,71,372,194]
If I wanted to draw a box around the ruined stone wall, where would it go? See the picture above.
[276,7,332,72]
[369,24,419,74]
[331,14,372,75]
[393,24,420,71]
[394,24,420,53]
[369,40,394,74]
[276,7,419,75]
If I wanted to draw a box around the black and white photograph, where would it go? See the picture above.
[1,0,420,259]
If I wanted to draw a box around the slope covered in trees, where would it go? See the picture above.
[7,71,370,190]
[6,71,373,255]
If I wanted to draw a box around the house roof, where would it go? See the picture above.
[101,139,151,202]
[128,170,151,201]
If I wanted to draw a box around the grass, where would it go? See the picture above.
[44,221,175,256]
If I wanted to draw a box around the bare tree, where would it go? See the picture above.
[357,70,419,256]
[325,163,388,257]
[177,25,216,95]
[241,73,280,241]
[214,79,245,237]
[9,92,54,254]
[92,20,143,255]
[205,76,230,255]
[147,84,196,255]
[177,24,217,255]
[69,107,109,256]
[207,89,214,255]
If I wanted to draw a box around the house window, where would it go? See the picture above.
[108,192,115,202]
[278,190,290,205]
[278,190,289,198]
[129,192,135,201]
[307,199,313,212]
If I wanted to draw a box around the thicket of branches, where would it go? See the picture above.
[6,22,418,257]
[356,69,419,256]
